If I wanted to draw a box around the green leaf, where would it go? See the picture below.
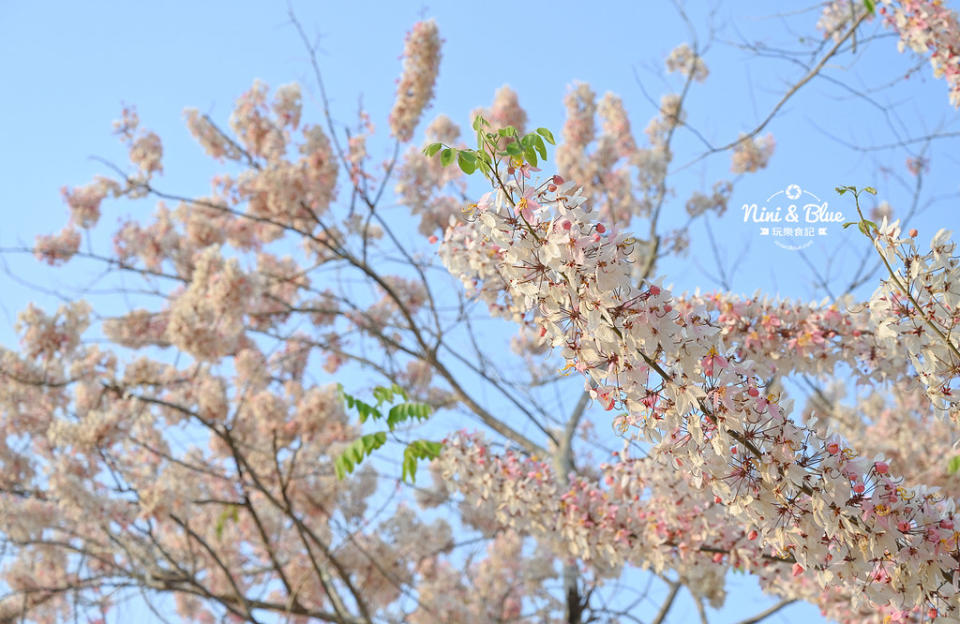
[365,431,387,451]
[370,384,406,408]
[334,454,352,480]
[458,150,478,175]
[400,440,443,483]
[842,222,858,229]
[392,384,408,401]
[524,146,538,168]
[214,505,238,540]
[337,385,434,480]
[536,127,556,145]
[356,400,380,424]
[402,451,417,483]
[863,186,878,195]
[532,134,547,160]
[335,432,389,480]
[338,384,382,424]
[372,386,391,407]
[835,187,847,196]
[387,401,432,431]
[412,440,443,458]
[498,126,517,137]
[423,142,443,158]
[949,455,960,475]
[440,148,455,167]
[863,0,876,15]
[504,142,522,157]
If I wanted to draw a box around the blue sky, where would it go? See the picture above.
[1,1,958,622]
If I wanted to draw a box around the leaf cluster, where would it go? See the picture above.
[423,115,555,178]
[837,185,879,238]
[335,384,440,483]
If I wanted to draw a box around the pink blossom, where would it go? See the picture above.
[389,20,442,141]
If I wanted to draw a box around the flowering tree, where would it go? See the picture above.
[3,2,960,623]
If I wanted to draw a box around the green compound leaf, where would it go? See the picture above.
[948,455,960,475]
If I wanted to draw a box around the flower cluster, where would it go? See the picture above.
[440,174,960,617]
[33,226,81,266]
[62,177,118,229]
[868,220,960,422]
[665,43,709,82]
[555,84,642,225]
[730,133,776,173]
[394,114,466,235]
[113,105,164,180]
[166,245,259,361]
[471,85,528,135]
[685,181,732,218]
[880,0,960,107]
[817,0,872,41]
[184,108,243,160]
[435,432,926,622]
[389,19,442,142]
